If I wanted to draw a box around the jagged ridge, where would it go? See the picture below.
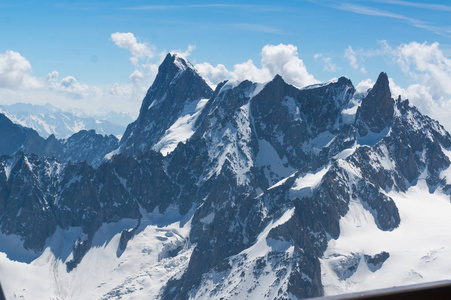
[1,54,451,300]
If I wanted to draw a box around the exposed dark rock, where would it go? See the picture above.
[364,251,390,272]
[355,72,394,136]
[118,218,141,254]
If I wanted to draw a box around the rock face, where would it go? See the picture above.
[1,53,451,300]
[355,72,394,137]
[0,113,46,155]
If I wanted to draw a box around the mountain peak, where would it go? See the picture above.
[272,74,285,83]
[356,72,394,136]
[157,53,193,79]
[375,72,389,87]
[337,76,352,86]
[164,52,194,72]
[120,53,213,155]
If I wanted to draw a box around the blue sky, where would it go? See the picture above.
[1,0,451,128]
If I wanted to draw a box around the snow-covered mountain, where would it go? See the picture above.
[0,103,132,139]
[1,53,451,300]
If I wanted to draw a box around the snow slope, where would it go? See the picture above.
[321,179,451,296]
[0,206,193,300]
[153,98,209,156]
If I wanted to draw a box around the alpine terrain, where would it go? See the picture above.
[1,53,451,299]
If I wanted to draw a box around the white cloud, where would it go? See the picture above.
[197,44,317,88]
[345,46,367,74]
[46,71,90,98]
[356,78,374,93]
[195,62,229,86]
[335,3,451,37]
[396,41,451,96]
[388,77,451,129]
[231,59,272,83]
[260,44,317,87]
[171,44,196,58]
[344,41,451,130]
[109,82,132,97]
[129,70,144,84]
[314,53,339,72]
[111,32,155,63]
[0,50,42,89]
[109,32,165,101]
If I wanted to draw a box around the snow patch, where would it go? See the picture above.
[357,126,391,147]
[153,98,209,156]
[292,166,330,191]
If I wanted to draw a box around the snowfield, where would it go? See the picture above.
[0,206,193,299]
[321,179,451,296]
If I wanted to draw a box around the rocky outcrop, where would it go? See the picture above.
[364,251,390,272]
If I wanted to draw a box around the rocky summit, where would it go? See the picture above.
[1,53,451,299]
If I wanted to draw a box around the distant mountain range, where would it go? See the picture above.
[1,53,451,300]
[0,103,133,139]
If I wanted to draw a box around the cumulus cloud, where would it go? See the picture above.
[231,59,272,83]
[355,78,374,94]
[196,44,317,88]
[109,32,166,101]
[195,62,229,86]
[396,41,451,96]
[129,70,144,84]
[0,50,42,89]
[111,32,155,64]
[47,71,91,98]
[109,82,132,97]
[260,44,317,86]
